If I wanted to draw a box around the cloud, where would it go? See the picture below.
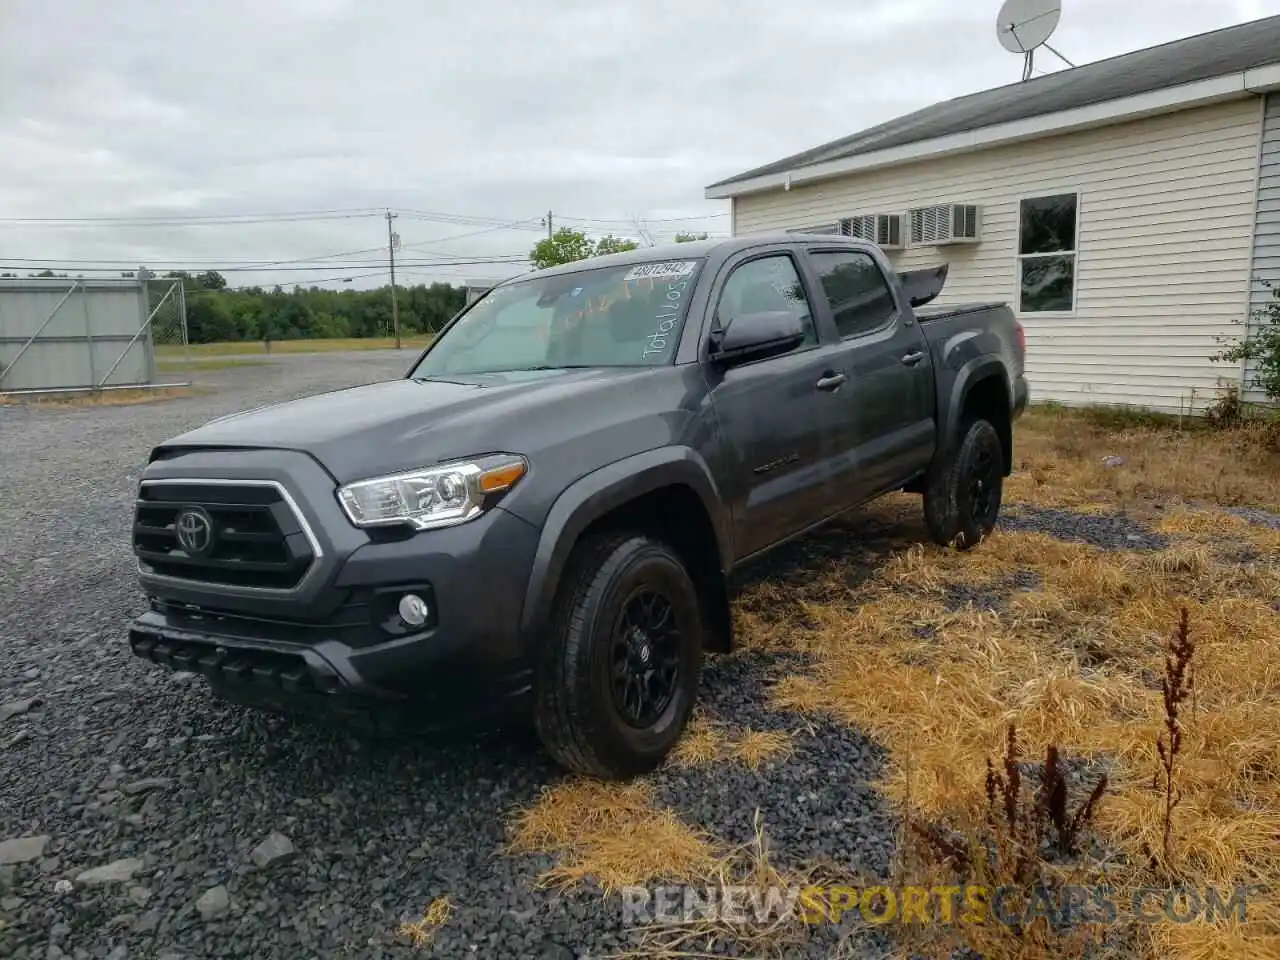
[0,0,1275,288]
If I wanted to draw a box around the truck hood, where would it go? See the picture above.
[154,368,659,485]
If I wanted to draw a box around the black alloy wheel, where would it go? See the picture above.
[609,589,682,729]
[534,532,704,780]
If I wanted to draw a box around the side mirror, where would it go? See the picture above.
[708,310,806,366]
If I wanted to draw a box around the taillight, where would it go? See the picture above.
[1015,321,1026,355]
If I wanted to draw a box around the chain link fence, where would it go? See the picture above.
[144,276,191,387]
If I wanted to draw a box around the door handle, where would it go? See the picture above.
[900,351,925,366]
[815,372,847,392]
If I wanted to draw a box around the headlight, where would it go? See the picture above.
[336,455,527,530]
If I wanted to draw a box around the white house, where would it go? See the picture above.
[705,16,1280,414]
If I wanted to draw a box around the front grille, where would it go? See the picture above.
[133,481,316,590]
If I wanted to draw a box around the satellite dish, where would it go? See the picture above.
[997,0,1061,52]
[996,0,1065,80]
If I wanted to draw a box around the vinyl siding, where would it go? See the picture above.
[1245,93,1280,404]
[732,99,1262,414]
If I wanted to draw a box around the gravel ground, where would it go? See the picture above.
[0,353,902,960]
[999,505,1169,551]
[0,355,1206,958]
[1217,505,1280,530]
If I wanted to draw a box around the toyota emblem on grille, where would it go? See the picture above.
[175,507,215,556]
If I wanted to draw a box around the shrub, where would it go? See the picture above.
[1213,279,1280,403]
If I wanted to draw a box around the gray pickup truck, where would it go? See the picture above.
[128,234,1028,779]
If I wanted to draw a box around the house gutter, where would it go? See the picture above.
[706,63,1280,200]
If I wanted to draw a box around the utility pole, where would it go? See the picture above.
[545,210,553,240]
[386,210,401,349]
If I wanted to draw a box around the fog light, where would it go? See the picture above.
[397,593,430,628]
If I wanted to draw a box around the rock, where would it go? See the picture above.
[0,835,50,865]
[75,858,143,886]
[53,879,73,895]
[127,885,151,907]
[106,947,128,960]
[134,911,161,934]
[121,778,172,796]
[0,865,14,890]
[1,895,23,911]
[1,699,38,722]
[249,831,296,870]
[1101,455,1125,468]
[196,884,230,921]
[6,730,31,749]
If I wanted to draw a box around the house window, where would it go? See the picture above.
[1017,193,1077,312]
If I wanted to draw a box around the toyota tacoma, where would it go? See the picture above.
[128,234,1028,779]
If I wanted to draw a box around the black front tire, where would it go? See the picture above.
[533,532,704,780]
[923,417,1005,551]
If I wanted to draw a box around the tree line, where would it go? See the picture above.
[1,228,712,345]
[175,272,469,344]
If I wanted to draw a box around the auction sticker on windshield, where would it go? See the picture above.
[623,261,697,282]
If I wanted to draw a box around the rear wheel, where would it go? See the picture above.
[923,417,1005,551]
[533,532,704,780]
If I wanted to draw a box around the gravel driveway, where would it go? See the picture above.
[0,353,897,959]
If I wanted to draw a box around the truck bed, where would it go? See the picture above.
[914,302,1007,321]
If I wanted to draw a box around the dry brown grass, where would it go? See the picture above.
[609,809,855,960]
[505,779,720,894]
[1009,406,1280,510]
[668,714,795,771]
[503,408,1280,959]
[761,513,1280,957]
[749,411,1280,958]
[395,896,454,949]
[394,901,460,952]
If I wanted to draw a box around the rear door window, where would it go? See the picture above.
[808,250,897,339]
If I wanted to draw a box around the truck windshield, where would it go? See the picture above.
[409,258,706,377]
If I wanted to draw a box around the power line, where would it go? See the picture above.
[397,209,549,231]
[557,212,730,224]
[2,256,530,275]
[0,209,388,228]
[398,218,544,252]
[0,206,730,229]
[229,269,389,289]
[0,253,529,269]
[0,248,391,267]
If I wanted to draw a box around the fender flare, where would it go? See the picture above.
[517,446,732,647]
[938,357,1012,466]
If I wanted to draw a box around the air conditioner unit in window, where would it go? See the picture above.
[908,204,981,246]
[842,213,904,250]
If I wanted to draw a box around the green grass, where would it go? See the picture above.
[156,358,270,373]
[156,336,433,358]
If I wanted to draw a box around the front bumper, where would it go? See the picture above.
[129,448,544,730]
[129,606,535,730]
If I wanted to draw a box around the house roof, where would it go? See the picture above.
[707,14,1280,193]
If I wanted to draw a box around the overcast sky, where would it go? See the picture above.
[1,0,1276,289]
